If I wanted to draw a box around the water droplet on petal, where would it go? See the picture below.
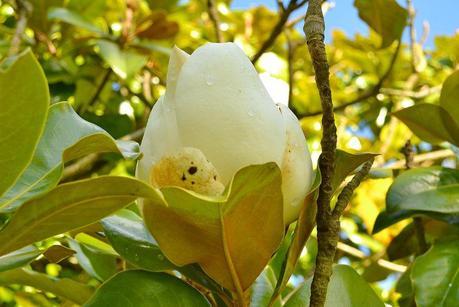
[205,74,215,86]
[248,110,255,117]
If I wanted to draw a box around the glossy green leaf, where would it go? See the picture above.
[96,40,148,80]
[250,267,281,307]
[354,0,408,48]
[392,104,459,146]
[387,223,418,261]
[374,167,459,232]
[270,169,321,304]
[440,70,459,123]
[284,265,384,307]
[396,266,414,307]
[84,270,210,306]
[0,268,94,304]
[0,102,140,213]
[143,162,284,291]
[102,209,176,272]
[0,50,49,196]
[0,176,162,256]
[48,7,104,34]
[332,150,378,194]
[68,238,117,281]
[412,240,459,307]
[0,246,41,272]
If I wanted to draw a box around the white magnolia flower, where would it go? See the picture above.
[136,42,313,224]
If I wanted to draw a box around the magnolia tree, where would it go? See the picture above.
[0,0,458,306]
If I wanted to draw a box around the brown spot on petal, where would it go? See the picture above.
[188,166,198,175]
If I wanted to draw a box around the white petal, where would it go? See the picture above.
[165,46,189,104]
[136,97,180,182]
[137,47,189,182]
[174,42,286,184]
[278,104,314,224]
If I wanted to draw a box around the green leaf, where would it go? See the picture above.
[412,240,459,307]
[250,267,281,307]
[0,246,42,272]
[332,150,378,194]
[96,40,148,80]
[84,270,210,306]
[387,223,418,261]
[284,265,384,307]
[374,167,459,232]
[270,169,321,303]
[28,0,64,32]
[0,176,162,256]
[42,245,76,263]
[0,50,49,196]
[392,104,459,146]
[0,102,140,213]
[47,7,104,34]
[68,238,117,282]
[440,70,459,124]
[396,266,414,307]
[354,0,408,48]
[143,162,284,291]
[102,209,176,272]
[0,268,94,304]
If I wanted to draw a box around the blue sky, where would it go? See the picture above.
[231,0,459,48]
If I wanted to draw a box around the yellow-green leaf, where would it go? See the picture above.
[0,50,49,196]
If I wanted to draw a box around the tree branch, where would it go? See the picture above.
[251,0,308,64]
[207,0,223,43]
[8,0,31,56]
[303,1,375,306]
[303,1,338,306]
[301,39,402,118]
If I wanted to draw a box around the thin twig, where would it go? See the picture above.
[377,149,454,169]
[336,242,406,273]
[301,39,402,118]
[251,0,308,64]
[207,0,223,42]
[332,159,374,220]
[78,69,112,113]
[8,0,31,56]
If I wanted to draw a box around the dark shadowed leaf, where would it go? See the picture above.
[0,176,162,256]
[0,50,48,196]
[0,102,139,213]
[84,270,210,306]
[411,240,459,307]
[102,209,176,272]
[42,245,76,263]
